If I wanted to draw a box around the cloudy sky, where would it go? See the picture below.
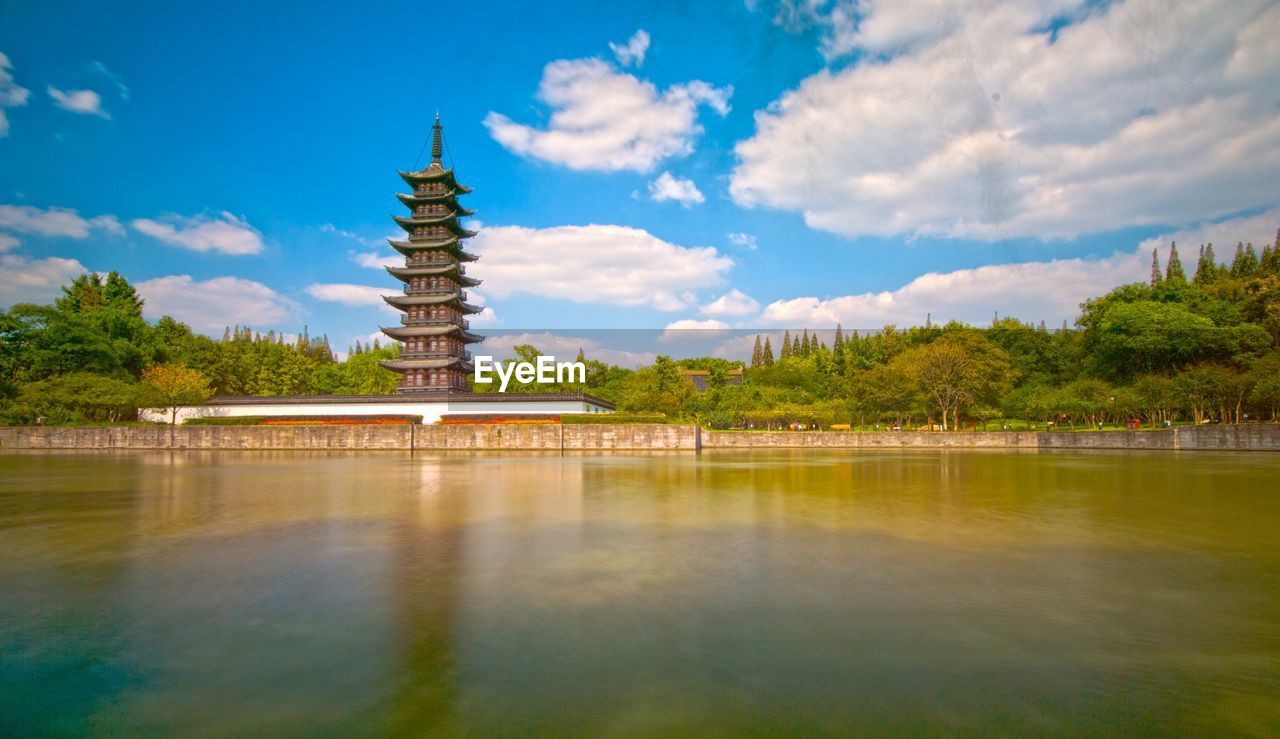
[1,0,1277,360]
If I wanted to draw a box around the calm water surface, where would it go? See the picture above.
[1,450,1279,736]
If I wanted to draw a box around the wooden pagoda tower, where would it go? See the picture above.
[379,115,485,392]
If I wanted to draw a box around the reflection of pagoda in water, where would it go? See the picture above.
[379,115,485,393]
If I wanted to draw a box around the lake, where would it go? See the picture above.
[2,450,1278,736]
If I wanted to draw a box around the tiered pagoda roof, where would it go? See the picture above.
[385,263,481,286]
[379,115,484,393]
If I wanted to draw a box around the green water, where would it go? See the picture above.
[1,450,1278,736]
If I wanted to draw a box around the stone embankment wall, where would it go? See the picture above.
[0,423,697,451]
[702,425,1280,451]
[1,423,1277,452]
[701,430,1042,448]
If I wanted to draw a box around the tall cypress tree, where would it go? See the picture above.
[800,330,810,357]
[780,331,792,359]
[1165,241,1186,284]
[1230,242,1259,279]
[1194,244,1209,284]
[750,335,763,369]
[1261,237,1280,276]
[762,337,775,366]
[1204,244,1221,283]
[1150,248,1163,286]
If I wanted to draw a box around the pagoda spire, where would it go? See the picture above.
[431,113,443,165]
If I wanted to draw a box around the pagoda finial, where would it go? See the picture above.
[431,114,443,165]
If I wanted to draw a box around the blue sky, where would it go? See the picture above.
[1,0,1277,361]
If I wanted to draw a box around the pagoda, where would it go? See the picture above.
[379,115,485,392]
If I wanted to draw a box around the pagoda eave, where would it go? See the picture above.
[392,213,460,227]
[397,167,473,192]
[385,265,481,286]
[395,193,475,215]
[379,357,473,372]
[389,240,479,260]
[382,294,483,313]
[380,325,484,342]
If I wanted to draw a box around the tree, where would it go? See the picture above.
[13,372,151,423]
[762,337,775,366]
[1230,242,1259,279]
[102,271,145,317]
[1151,248,1163,287]
[143,364,213,423]
[893,332,1014,430]
[56,273,107,314]
[780,331,792,359]
[617,355,691,416]
[1165,242,1187,284]
[750,335,763,369]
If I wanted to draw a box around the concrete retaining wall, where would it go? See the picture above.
[701,430,1042,448]
[703,425,1280,451]
[0,423,698,451]
[1,423,1277,452]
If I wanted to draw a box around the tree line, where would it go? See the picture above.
[1,232,1278,427]
[0,273,397,423]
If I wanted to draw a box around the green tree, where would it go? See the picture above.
[14,372,152,424]
[1165,242,1187,284]
[143,364,213,423]
[894,332,1014,430]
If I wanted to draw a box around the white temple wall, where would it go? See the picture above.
[139,399,609,425]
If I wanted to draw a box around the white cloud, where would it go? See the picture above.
[478,332,655,368]
[304,283,389,306]
[0,204,121,239]
[470,224,732,311]
[131,211,264,255]
[610,29,651,67]
[760,254,1142,328]
[700,288,760,317]
[758,208,1280,329]
[733,0,1280,241]
[660,318,731,342]
[470,307,500,326]
[726,232,758,250]
[0,52,30,137]
[47,87,109,119]
[1136,209,1279,258]
[137,275,297,334]
[466,291,500,326]
[648,171,705,207]
[0,254,86,306]
[485,57,732,172]
[351,250,400,269]
[0,234,18,252]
